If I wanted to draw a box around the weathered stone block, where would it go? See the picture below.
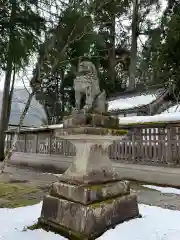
[63,114,87,128]
[59,169,122,185]
[50,180,130,204]
[63,113,119,129]
[39,194,139,239]
[90,115,119,128]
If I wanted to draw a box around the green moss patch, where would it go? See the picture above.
[90,198,115,208]
[85,183,106,191]
[28,220,89,240]
[89,194,130,208]
[0,182,40,208]
[27,223,39,231]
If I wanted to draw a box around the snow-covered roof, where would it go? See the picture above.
[48,124,63,129]
[108,94,156,111]
[119,111,180,125]
[163,104,180,113]
[108,89,166,112]
[7,124,63,133]
[9,88,47,126]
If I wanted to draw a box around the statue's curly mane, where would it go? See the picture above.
[78,61,98,76]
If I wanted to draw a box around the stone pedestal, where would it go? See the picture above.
[38,121,140,239]
[63,112,119,129]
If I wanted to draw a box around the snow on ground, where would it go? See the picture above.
[0,202,60,240]
[1,201,180,240]
[99,204,180,240]
[42,172,62,177]
[143,185,180,195]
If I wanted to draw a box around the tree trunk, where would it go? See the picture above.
[129,0,139,90]
[108,14,116,91]
[0,1,16,161]
[44,105,52,125]
[60,70,65,121]
[6,65,16,129]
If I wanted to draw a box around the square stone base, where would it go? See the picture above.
[39,194,140,239]
[50,180,130,204]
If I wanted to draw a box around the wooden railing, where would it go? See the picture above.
[5,129,76,157]
[5,121,180,167]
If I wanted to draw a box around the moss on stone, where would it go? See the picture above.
[85,183,106,191]
[90,199,114,208]
[27,223,39,231]
[89,195,126,208]
[34,219,92,240]
[60,126,128,136]
[105,128,128,135]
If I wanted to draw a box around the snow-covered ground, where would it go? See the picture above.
[42,172,62,177]
[100,205,180,240]
[1,185,180,240]
[143,185,180,195]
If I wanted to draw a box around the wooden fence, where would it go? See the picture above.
[5,121,180,167]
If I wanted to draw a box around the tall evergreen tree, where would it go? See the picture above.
[90,0,131,95]
[138,0,179,91]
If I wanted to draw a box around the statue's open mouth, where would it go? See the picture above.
[78,70,89,75]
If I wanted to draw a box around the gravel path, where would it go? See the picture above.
[0,164,180,210]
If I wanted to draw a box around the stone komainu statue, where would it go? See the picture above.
[74,60,107,113]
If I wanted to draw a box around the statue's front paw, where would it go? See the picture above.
[72,108,78,115]
[83,105,89,113]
